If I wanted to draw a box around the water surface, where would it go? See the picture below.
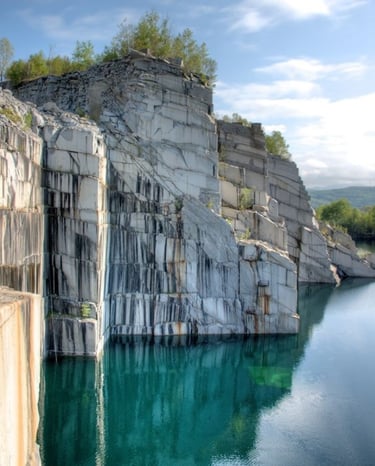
[39,279,375,465]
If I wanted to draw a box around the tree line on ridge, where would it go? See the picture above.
[1,11,216,87]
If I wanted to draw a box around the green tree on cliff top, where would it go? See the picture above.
[265,130,291,160]
[6,12,217,87]
[220,114,291,160]
[101,11,217,85]
[71,40,96,71]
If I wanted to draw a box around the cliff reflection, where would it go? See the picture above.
[40,284,336,466]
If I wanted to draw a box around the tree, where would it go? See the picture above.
[315,198,375,239]
[28,51,49,79]
[132,11,172,57]
[71,40,96,70]
[172,28,216,83]
[103,12,171,60]
[317,199,352,226]
[100,19,134,61]
[0,38,14,81]
[47,55,72,75]
[6,52,49,85]
[102,11,217,85]
[265,130,291,160]
[6,59,28,85]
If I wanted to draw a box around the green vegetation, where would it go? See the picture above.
[309,186,375,209]
[221,113,251,126]
[4,11,217,86]
[316,198,375,239]
[239,187,253,210]
[174,197,183,213]
[24,111,33,129]
[0,105,34,130]
[71,40,96,71]
[0,106,22,125]
[220,114,291,160]
[6,43,95,86]
[265,130,291,160]
[80,302,91,318]
[238,228,251,241]
[101,11,216,84]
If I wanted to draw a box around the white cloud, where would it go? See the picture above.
[263,124,287,134]
[256,58,367,81]
[215,56,375,188]
[230,9,274,33]
[227,0,367,32]
[216,79,319,100]
[265,0,330,18]
[290,92,375,187]
[215,80,329,120]
[263,0,367,18]
[305,159,329,169]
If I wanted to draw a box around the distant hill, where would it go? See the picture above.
[308,186,375,209]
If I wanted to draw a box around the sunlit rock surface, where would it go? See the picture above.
[0,89,44,294]
[3,52,374,355]
[40,106,107,356]
[3,51,375,466]
[321,223,375,278]
[217,119,335,284]
[9,55,299,343]
[0,288,42,466]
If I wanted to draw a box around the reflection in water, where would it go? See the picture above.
[103,336,302,465]
[40,283,346,466]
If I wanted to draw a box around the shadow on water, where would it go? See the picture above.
[39,280,371,466]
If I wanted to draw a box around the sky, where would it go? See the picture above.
[1,0,374,189]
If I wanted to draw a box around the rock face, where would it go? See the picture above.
[321,223,375,278]
[7,54,299,351]
[0,90,44,294]
[217,121,336,284]
[2,52,374,466]
[41,106,107,356]
[0,288,43,466]
[1,52,374,358]
[0,92,44,465]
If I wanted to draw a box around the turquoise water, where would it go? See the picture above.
[39,279,375,465]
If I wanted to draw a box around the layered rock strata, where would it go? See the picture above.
[0,90,44,293]
[41,104,107,356]
[217,121,334,283]
[217,120,375,282]
[321,223,375,278]
[2,52,374,357]
[2,51,374,466]
[3,54,299,353]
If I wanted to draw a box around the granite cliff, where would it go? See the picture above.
[1,52,374,360]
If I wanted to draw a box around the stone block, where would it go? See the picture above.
[47,149,100,176]
[47,317,97,357]
[55,127,100,154]
[78,177,99,210]
[220,180,238,208]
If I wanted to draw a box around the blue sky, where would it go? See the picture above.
[1,0,374,188]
